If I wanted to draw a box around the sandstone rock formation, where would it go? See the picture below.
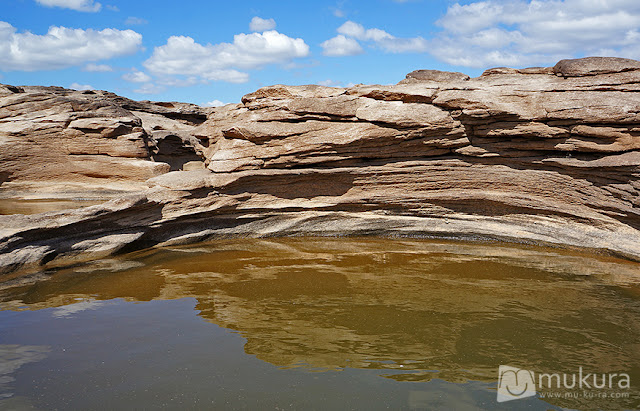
[0,85,209,200]
[1,57,639,274]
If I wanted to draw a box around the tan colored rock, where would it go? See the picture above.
[355,99,458,129]
[482,67,554,76]
[346,84,438,103]
[241,85,344,108]
[402,69,470,82]
[542,151,640,168]
[553,57,640,77]
[475,122,570,138]
[182,161,206,171]
[1,56,640,275]
[0,85,206,199]
[286,95,360,118]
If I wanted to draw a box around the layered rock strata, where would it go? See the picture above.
[1,57,639,274]
[0,85,208,200]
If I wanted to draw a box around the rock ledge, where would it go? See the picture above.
[1,57,639,275]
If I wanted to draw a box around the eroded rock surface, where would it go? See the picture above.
[1,57,640,274]
[0,85,209,200]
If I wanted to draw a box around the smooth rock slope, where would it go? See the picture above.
[1,57,639,274]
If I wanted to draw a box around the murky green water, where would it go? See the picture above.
[0,238,639,410]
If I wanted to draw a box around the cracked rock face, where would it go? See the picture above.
[1,57,640,275]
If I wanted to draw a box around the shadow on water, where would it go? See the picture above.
[0,238,639,409]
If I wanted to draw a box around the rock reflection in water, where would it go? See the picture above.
[0,238,639,409]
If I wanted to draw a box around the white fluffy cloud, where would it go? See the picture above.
[0,21,142,71]
[35,0,101,12]
[317,79,345,87]
[203,99,227,107]
[432,0,640,68]
[122,69,152,83]
[249,17,276,32]
[70,82,94,90]
[337,21,391,42]
[324,21,428,54]
[321,35,363,56]
[143,30,310,84]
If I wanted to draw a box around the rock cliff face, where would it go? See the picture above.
[1,57,639,274]
[0,85,209,199]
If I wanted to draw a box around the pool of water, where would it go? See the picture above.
[0,238,638,410]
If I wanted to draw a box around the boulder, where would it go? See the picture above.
[553,57,640,77]
[402,69,470,83]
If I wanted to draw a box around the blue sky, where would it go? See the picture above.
[1,0,639,106]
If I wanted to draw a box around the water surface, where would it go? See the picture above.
[0,238,639,410]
